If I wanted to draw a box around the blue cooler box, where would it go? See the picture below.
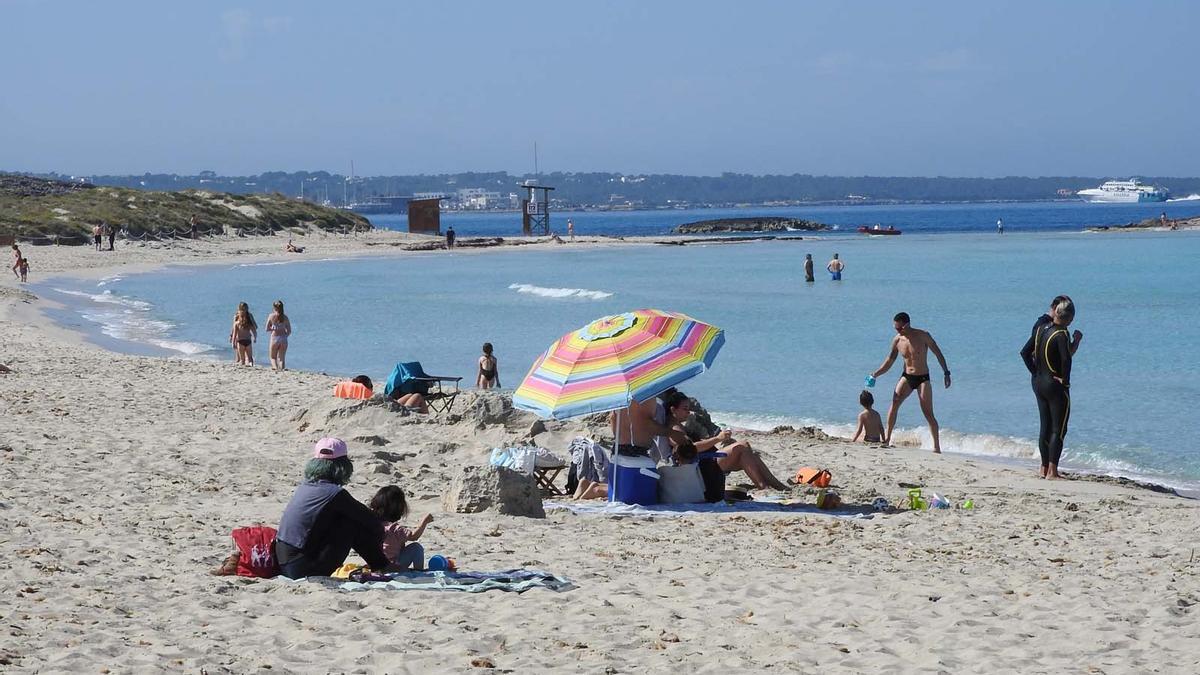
[607,454,660,506]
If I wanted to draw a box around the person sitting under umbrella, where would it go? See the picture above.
[661,390,789,491]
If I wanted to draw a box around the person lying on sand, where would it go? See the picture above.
[285,240,305,253]
[662,390,789,491]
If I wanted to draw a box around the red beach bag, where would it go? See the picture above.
[231,525,281,578]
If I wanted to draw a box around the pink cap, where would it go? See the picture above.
[312,437,348,460]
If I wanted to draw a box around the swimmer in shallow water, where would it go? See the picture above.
[826,253,844,280]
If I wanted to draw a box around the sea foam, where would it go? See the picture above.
[509,283,613,300]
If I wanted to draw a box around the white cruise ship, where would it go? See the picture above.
[1077,179,1168,203]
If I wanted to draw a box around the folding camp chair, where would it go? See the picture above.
[533,464,567,497]
[384,361,463,414]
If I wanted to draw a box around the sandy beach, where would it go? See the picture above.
[2,233,1199,673]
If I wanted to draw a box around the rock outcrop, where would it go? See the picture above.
[675,217,829,234]
[441,465,545,518]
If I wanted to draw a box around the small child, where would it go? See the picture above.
[852,390,885,444]
[369,486,433,571]
[671,440,698,465]
[18,258,29,283]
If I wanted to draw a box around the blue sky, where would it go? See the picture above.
[2,0,1197,177]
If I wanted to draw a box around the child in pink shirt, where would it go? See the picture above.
[369,485,433,571]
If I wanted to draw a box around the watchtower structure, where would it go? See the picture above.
[519,181,554,236]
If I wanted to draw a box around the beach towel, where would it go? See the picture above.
[544,499,872,520]
[489,446,565,474]
[568,437,610,483]
[303,568,575,594]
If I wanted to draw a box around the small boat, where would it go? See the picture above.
[858,225,901,235]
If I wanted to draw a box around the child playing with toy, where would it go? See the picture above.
[368,485,433,571]
[852,390,885,444]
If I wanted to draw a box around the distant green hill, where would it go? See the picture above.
[0,174,370,242]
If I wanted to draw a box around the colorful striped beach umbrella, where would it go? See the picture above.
[512,309,725,420]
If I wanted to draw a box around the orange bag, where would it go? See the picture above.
[793,467,832,488]
[334,381,373,400]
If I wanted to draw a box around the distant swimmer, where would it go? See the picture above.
[826,253,844,281]
[997,218,1004,235]
[1020,298,1077,479]
[804,254,815,283]
[870,312,951,453]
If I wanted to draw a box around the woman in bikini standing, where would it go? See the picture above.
[476,342,500,389]
[229,302,258,366]
[266,300,292,371]
[10,243,22,279]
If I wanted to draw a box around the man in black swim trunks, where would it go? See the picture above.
[870,312,951,453]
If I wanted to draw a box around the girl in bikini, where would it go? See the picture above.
[476,342,500,389]
[229,302,258,366]
[265,300,292,371]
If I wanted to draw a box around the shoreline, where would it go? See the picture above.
[4,229,1200,671]
[13,233,1198,498]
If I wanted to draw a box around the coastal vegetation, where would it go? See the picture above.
[0,174,371,242]
[57,170,1200,208]
[675,217,829,234]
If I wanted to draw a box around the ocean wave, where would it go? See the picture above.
[711,409,1200,492]
[509,283,613,300]
[1166,194,1200,202]
[53,287,153,310]
[56,287,220,358]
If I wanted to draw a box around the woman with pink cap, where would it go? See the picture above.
[274,437,390,578]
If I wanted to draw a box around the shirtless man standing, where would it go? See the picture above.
[610,398,686,457]
[870,312,951,453]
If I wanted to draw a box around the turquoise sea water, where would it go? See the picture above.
[38,203,1200,491]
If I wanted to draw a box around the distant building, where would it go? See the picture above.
[455,187,503,210]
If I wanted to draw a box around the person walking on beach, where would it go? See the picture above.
[229,302,258,366]
[476,342,500,389]
[826,253,844,280]
[997,218,1004,235]
[92,223,103,251]
[567,219,575,241]
[266,300,292,371]
[17,257,29,283]
[869,312,952,453]
[445,226,456,249]
[190,215,199,240]
[10,243,22,279]
[107,223,118,251]
[1021,298,1076,479]
[804,254,815,283]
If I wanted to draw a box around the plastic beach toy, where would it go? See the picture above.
[959,499,975,510]
[871,496,890,511]
[864,375,876,388]
[906,488,927,510]
[928,493,951,509]
[428,555,449,571]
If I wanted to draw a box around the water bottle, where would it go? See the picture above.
[864,375,876,388]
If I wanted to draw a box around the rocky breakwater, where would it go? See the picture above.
[675,216,829,234]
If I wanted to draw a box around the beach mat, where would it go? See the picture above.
[544,499,873,519]
[303,568,576,594]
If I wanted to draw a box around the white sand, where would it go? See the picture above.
[2,233,1199,672]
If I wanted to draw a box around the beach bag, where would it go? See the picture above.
[698,456,726,503]
[333,381,373,400]
[231,526,280,578]
[793,467,832,488]
[658,463,706,504]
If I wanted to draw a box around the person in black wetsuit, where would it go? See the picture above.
[274,438,389,578]
[1021,298,1076,480]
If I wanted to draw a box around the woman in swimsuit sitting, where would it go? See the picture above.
[476,342,500,389]
[662,390,789,491]
[265,300,292,371]
[229,302,258,366]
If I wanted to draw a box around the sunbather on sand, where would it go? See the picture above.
[390,392,429,413]
[662,390,789,491]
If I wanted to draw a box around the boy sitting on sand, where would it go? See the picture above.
[852,390,884,444]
